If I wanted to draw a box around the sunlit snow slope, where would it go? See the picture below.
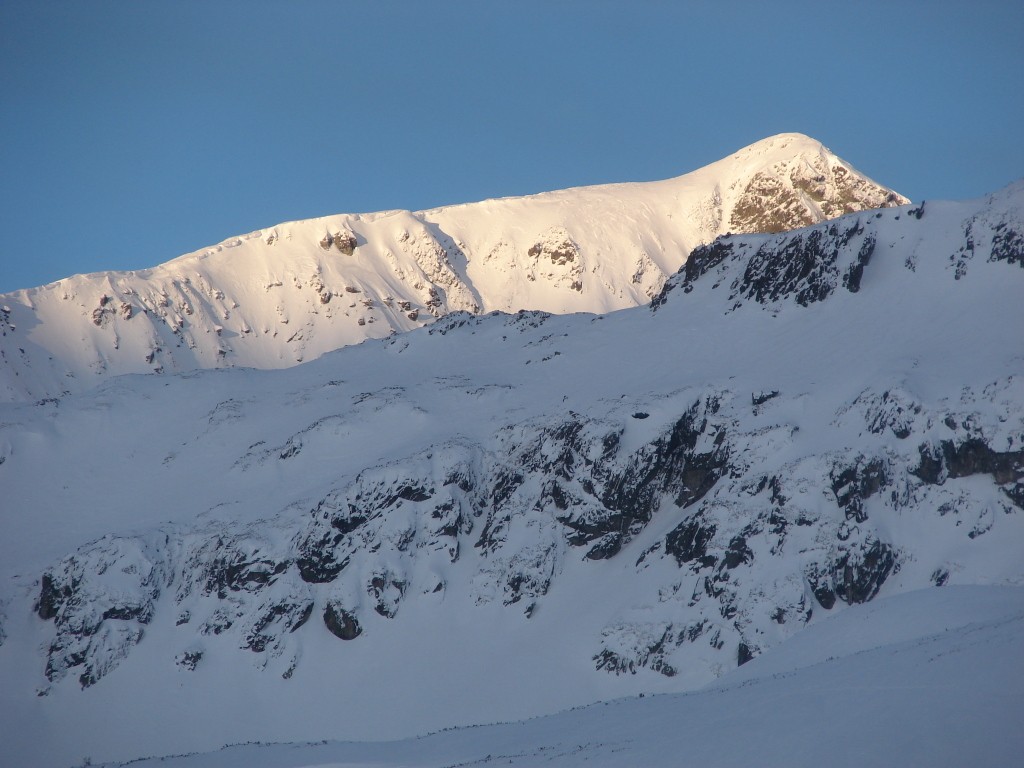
[0,182,1020,767]
[0,133,905,402]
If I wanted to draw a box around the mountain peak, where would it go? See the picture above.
[688,133,908,235]
[728,131,827,157]
[0,136,908,402]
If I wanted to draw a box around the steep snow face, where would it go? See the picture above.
[0,182,1020,767]
[0,133,906,402]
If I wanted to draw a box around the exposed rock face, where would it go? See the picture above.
[320,230,358,255]
[657,183,1024,318]
[990,223,1023,267]
[335,231,358,256]
[530,398,729,561]
[913,438,1024,490]
[657,219,877,310]
[526,229,584,292]
[728,151,904,234]
[27,371,1023,688]
[35,537,164,688]
[323,603,361,640]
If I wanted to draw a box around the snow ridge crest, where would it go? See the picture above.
[0,134,906,403]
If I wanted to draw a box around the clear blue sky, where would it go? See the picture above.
[2,1,1022,294]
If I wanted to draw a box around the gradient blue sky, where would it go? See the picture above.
[2,1,1022,294]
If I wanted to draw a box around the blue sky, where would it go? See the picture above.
[2,1,1022,294]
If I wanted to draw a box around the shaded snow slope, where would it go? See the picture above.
[0,182,1020,767]
[0,133,906,402]
[88,586,1024,768]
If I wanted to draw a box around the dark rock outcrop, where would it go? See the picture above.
[665,515,718,569]
[913,437,1024,493]
[22,375,1021,689]
[323,603,361,640]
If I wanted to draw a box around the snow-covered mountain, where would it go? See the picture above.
[0,133,906,403]
[0,178,1020,767]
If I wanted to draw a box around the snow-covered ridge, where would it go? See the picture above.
[0,181,1020,766]
[0,133,906,402]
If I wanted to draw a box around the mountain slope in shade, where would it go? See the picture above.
[74,586,1024,768]
[0,133,906,402]
[0,181,1020,767]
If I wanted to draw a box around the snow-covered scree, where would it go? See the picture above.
[1,182,1021,767]
[71,587,1024,768]
[0,133,906,403]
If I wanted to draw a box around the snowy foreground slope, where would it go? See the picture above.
[0,182,1022,766]
[84,587,1024,768]
[0,133,905,402]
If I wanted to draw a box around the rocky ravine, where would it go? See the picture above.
[0,133,906,402]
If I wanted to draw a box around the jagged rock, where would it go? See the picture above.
[243,599,313,653]
[830,456,888,523]
[665,514,717,569]
[652,238,734,308]
[318,228,357,253]
[35,537,164,687]
[369,574,407,618]
[841,235,876,292]
[856,389,922,439]
[729,152,903,234]
[657,221,877,310]
[594,623,676,677]
[534,398,729,561]
[528,235,578,266]
[807,538,898,609]
[834,539,898,604]
[333,230,358,255]
[737,642,755,666]
[295,533,350,585]
[185,537,289,600]
[526,228,584,291]
[501,545,557,608]
[734,222,860,307]
[36,573,70,621]
[913,438,1024,487]
[323,603,361,640]
[989,224,1023,267]
[721,532,754,570]
[175,650,203,671]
